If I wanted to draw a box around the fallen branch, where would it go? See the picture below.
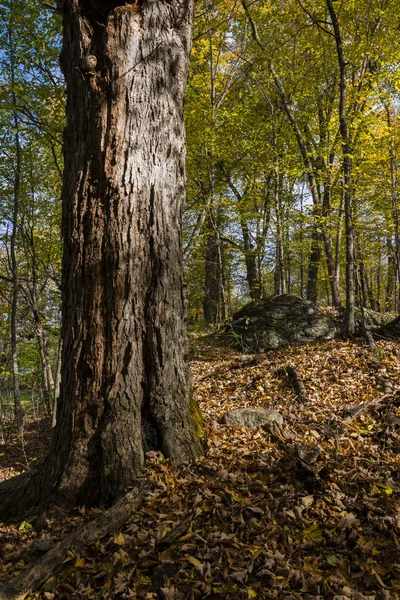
[0,479,152,600]
[231,355,261,369]
[364,328,380,370]
[275,365,308,402]
[157,512,195,552]
[376,376,394,395]
[344,390,400,423]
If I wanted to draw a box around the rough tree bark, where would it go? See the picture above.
[0,0,202,520]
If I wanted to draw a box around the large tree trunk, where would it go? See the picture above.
[1,0,202,519]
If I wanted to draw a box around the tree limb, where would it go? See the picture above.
[0,480,152,600]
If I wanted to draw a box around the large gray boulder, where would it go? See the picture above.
[220,408,283,428]
[335,306,395,335]
[375,315,400,339]
[229,295,336,353]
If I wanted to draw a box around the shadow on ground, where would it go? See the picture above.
[0,416,51,482]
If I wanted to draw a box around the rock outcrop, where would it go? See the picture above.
[375,315,400,339]
[229,295,337,353]
[228,295,397,353]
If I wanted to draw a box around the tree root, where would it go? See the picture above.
[0,479,152,600]
[275,365,308,402]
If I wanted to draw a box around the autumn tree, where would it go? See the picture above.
[0,0,202,519]
[0,0,63,422]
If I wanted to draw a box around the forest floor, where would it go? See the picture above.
[0,337,400,600]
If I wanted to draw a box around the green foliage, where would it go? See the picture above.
[184,0,400,319]
[0,0,63,400]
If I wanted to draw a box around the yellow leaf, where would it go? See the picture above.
[375,482,393,495]
[75,556,86,567]
[230,491,242,502]
[113,532,125,545]
[248,589,258,598]
[177,532,196,542]
[186,555,202,568]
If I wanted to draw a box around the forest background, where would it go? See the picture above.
[0,0,400,421]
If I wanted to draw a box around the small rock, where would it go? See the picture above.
[220,408,283,428]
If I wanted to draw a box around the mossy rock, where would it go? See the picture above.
[229,295,336,353]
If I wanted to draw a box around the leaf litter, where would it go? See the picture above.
[0,338,400,599]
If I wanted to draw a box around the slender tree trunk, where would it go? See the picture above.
[2,0,202,519]
[321,184,341,307]
[386,251,395,311]
[327,0,355,336]
[274,170,287,295]
[8,12,23,433]
[357,257,376,311]
[223,171,263,301]
[52,336,62,429]
[299,187,305,297]
[377,248,382,313]
[358,262,368,309]
[240,218,260,300]
[32,299,54,415]
[335,184,345,285]
[271,68,341,306]
[203,214,220,325]
[256,182,272,298]
[386,105,400,313]
[202,32,227,323]
[21,283,55,416]
[307,226,321,303]
[215,207,227,322]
